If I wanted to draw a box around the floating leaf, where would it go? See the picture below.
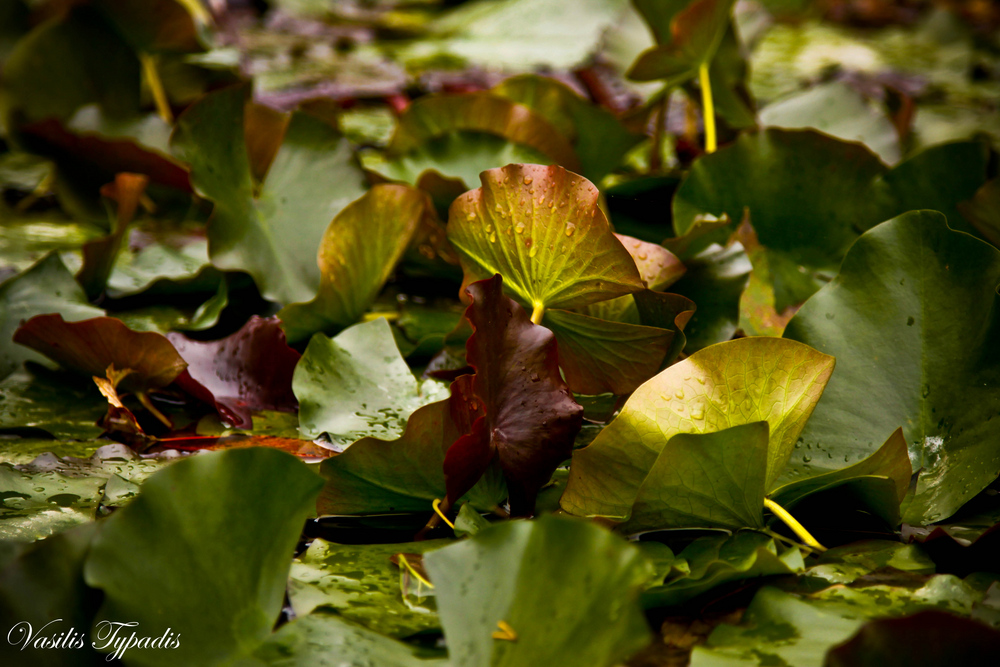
[783,211,1000,525]
[640,531,805,609]
[289,538,451,638]
[442,275,583,515]
[278,185,432,343]
[13,314,187,393]
[0,367,107,439]
[561,337,834,521]
[172,85,367,305]
[0,253,103,381]
[424,515,652,667]
[83,448,324,666]
[293,318,449,443]
[448,163,644,314]
[169,316,300,429]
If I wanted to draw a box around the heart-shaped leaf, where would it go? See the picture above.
[561,337,834,520]
[423,515,653,667]
[172,85,367,305]
[168,316,301,429]
[83,448,324,666]
[278,184,433,343]
[13,314,187,393]
[442,274,583,515]
[783,210,1000,525]
[447,164,645,314]
[293,318,449,443]
[628,0,736,84]
[0,253,103,381]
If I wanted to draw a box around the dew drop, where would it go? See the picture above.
[523,176,533,185]
[529,246,538,258]
[489,233,497,243]
[466,213,476,221]
[803,455,812,463]
[674,389,684,399]
[907,316,915,326]
[691,408,704,420]
[637,252,648,261]
[515,222,525,234]
[485,224,493,234]
[565,224,576,237]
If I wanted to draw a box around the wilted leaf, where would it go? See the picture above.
[83,448,324,666]
[172,85,367,305]
[278,185,432,343]
[448,164,645,313]
[0,253,103,381]
[783,211,1000,525]
[561,337,834,520]
[293,318,449,443]
[13,314,187,393]
[442,275,583,515]
[423,514,652,667]
[169,316,300,429]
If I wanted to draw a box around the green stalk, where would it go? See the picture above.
[764,497,826,551]
[698,62,717,154]
[530,303,545,325]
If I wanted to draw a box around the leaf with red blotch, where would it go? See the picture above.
[443,274,583,516]
[168,316,301,430]
[13,314,187,393]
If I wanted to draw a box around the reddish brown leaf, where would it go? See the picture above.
[168,316,301,429]
[13,314,187,392]
[78,172,150,298]
[155,435,332,458]
[443,275,583,516]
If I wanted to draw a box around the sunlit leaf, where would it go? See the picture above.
[783,211,1000,525]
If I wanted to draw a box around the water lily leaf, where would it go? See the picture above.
[13,314,187,393]
[0,367,106,439]
[288,538,451,638]
[541,308,676,395]
[448,164,645,313]
[759,81,901,165]
[293,318,449,444]
[640,531,805,609]
[825,610,1000,667]
[770,428,911,526]
[442,275,583,515]
[105,237,215,299]
[673,129,890,313]
[627,422,771,533]
[423,514,652,667]
[3,6,139,123]
[783,211,1000,525]
[316,374,504,515]
[167,316,299,429]
[961,177,1000,249]
[491,75,642,182]
[666,241,751,351]
[172,85,367,305]
[401,0,630,71]
[628,0,736,84]
[735,219,796,337]
[800,540,935,589]
[0,213,103,276]
[561,337,834,520]
[278,185,432,343]
[0,253,104,381]
[691,575,996,666]
[92,0,209,53]
[113,278,228,334]
[0,522,104,667]
[83,448,324,666]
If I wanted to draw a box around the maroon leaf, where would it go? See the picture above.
[168,316,301,429]
[12,314,187,392]
[443,275,583,516]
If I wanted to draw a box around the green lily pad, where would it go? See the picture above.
[289,538,451,638]
[105,238,216,298]
[172,85,367,305]
[691,575,997,666]
[628,0,735,85]
[246,612,448,667]
[0,522,104,667]
[759,81,901,165]
[0,254,104,381]
[783,211,1000,525]
[113,278,228,334]
[423,514,653,667]
[0,437,108,465]
[293,318,449,443]
[640,531,805,608]
[278,185,432,343]
[83,448,324,666]
[448,163,645,314]
[562,337,834,521]
[799,540,936,588]
[0,367,106,439]
[491,75,642,183]
[0,213,102,276]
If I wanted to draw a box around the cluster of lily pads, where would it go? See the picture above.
[2,0,1000,665]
